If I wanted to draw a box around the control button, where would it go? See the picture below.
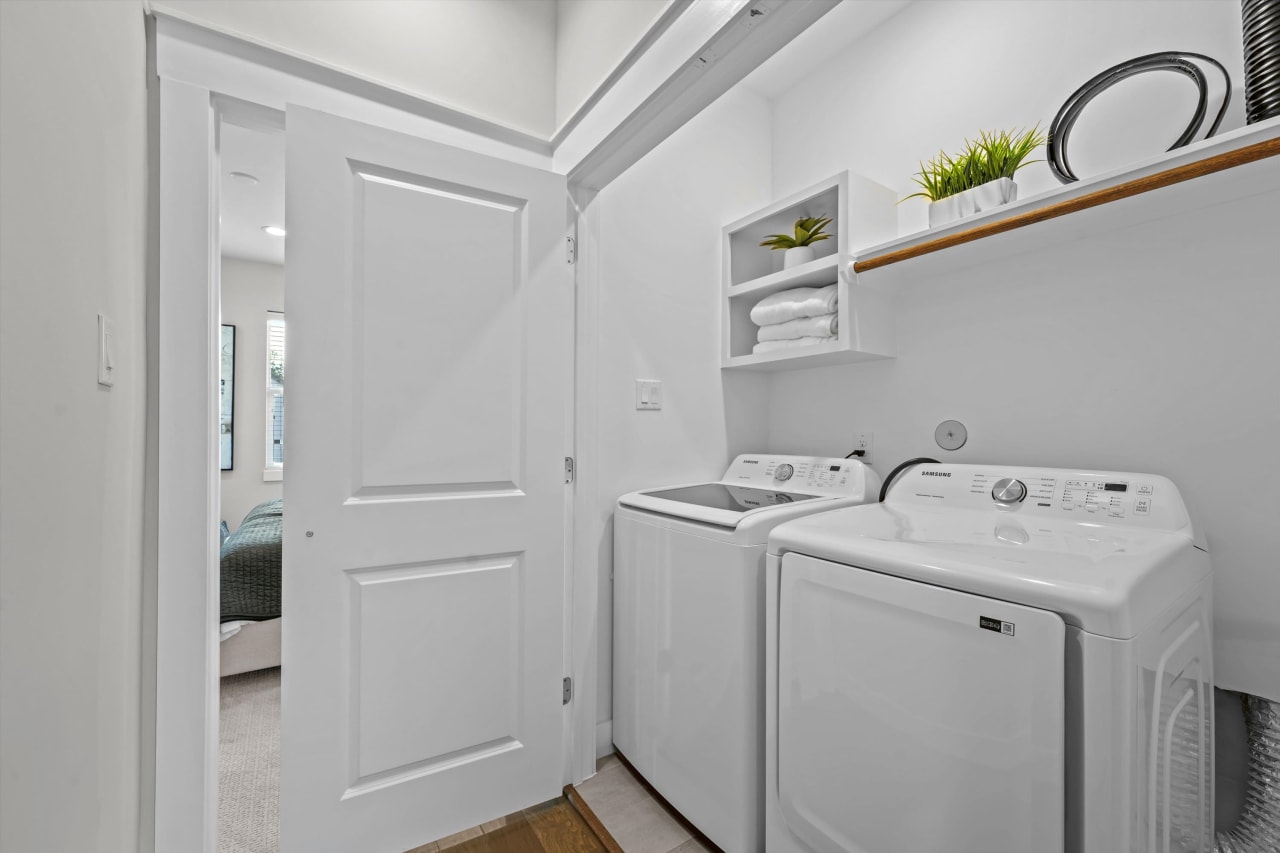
[1108,509,1125,518]
[1135,498,1151,515]
[991,478,1027,504]
[1136,484,1154,496]
[775,463,794,482]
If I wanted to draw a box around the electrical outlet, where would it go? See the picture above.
[853,431,873,461]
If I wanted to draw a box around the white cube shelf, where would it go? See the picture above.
[721,171,897,370]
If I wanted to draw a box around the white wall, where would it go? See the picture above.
[587,87,775,726]
[220,258,284,530]
[0,2,147,851]
[760,1,1279,699]
[154,0,558,137]
[555,0,669,130]
[770,0,1247,237]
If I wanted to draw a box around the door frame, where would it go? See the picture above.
[147,4,835,849]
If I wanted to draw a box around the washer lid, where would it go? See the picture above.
[620,483,829,529]
[618,454,882,529]
[768,503,1208,638]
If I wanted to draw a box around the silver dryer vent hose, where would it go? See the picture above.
[1215,694,1280,853]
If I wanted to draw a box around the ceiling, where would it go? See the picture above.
[220,122,285,266]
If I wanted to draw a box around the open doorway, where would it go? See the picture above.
[216,117,286,853]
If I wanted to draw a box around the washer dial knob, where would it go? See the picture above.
[775,463,795,482]
[991,478,1027,504]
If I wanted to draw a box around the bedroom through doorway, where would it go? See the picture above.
[217,115,286,853]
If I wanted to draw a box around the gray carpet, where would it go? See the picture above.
[219,667,280,853]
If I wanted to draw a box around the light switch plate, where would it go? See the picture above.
[635,379,662,410]
[98,313,115,387]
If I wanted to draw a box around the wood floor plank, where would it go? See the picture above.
[403,798,607,853]
[451,818,546,853]
[524,800,608,853]
[435,826,484,850]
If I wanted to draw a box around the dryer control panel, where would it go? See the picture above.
[724,454,880,498]
[889,464,1191,534]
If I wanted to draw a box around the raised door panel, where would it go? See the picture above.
[349,554,522,786]
[352,169,524,497]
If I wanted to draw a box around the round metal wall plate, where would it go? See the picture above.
[935,420,968,451]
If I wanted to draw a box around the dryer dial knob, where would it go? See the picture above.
[775,463,795,482]
[992,478,1027,504]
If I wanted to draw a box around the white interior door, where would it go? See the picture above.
[280,106,572,853]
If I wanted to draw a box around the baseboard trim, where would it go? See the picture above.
[595,720,613,760]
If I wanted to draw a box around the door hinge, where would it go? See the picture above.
[566,236,576,265]
[562,676,573,705]
[565,456,575,484]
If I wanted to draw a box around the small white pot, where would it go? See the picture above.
[928,178,1018,228]
[927,194,961,228]
[782,246,816,269]
[970,177,1018,212]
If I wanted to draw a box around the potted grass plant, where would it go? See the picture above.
[759,215,833,269]
[905,125,1046,227]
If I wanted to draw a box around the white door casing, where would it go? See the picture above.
[280,106,572,853]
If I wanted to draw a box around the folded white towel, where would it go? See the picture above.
[753,336,838,355]
[749,284,838,326]
[758,312,837,343]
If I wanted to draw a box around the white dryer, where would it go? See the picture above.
[613,454,881,853]
[765,464,1213,853]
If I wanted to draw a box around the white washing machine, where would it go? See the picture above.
[613,454,882,853]
[764,464,1214,853]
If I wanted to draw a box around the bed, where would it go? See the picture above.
[219,499,283,677]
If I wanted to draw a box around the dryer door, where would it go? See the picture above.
[777,553,1065,853]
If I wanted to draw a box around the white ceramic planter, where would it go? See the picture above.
[928,178,1018,228]
[783,245,816,269]
[928,194,961,228]
[970,177,1018,212]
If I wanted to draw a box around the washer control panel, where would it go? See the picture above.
[723,454,878,498]
[891,464,1189,532]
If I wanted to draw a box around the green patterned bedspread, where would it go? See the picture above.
[220,499,282,623]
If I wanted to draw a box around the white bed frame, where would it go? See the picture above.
[219,617,281,677]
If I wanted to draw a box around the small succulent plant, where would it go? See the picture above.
[759,216,833,250]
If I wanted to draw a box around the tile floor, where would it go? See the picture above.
[573,755,715,853]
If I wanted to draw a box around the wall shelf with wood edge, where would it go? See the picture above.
[852,118,1280,277]
[721,172,897,371]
